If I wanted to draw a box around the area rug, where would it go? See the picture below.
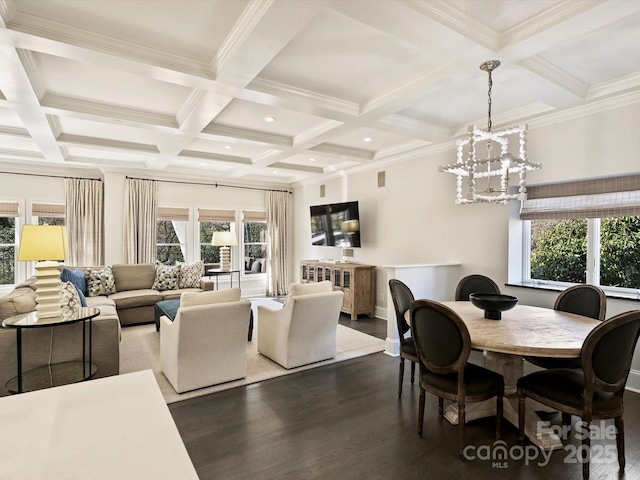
[119,315,385,404]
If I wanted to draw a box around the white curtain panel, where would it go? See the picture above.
[124,178,158,264]
[265,190,289,296]
[65,178,104,266]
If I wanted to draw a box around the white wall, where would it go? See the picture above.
[292,101,640,386]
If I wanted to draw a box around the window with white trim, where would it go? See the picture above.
[197,208,235,267]
[0,202,19,286]
[515,175,640,296]
[242,210,267,275]
[157,207,190,265]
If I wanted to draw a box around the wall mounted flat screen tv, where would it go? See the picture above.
[310,201,361,247]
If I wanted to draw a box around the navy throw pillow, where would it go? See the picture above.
[61,267,88,296]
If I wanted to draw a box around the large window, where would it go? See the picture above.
[0,202,19,286]
[516,175,640,295]
[243,210,267,275]
[157,207,189,265]
[198,208,235,266]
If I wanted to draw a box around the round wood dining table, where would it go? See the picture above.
[406,301,602,450]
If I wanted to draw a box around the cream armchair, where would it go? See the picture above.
[257,285,344,369]
[160,295,251,393]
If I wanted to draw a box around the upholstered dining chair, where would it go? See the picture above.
[454,274,501,301]
[518,309,640,480]
[388,279,418,398]
[525,284,607,370]
[411,299,504,456]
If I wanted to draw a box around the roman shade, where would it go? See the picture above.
[158,207,189,221]
[242,210,266,222]
[31,203,65,218]
[0,202,19,217]
[197,208,235,223]
[520,174,640,220]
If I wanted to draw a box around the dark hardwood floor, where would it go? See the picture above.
[169,316,640,480]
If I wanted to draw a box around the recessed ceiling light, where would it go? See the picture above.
[273,170,278,174]
[309,157,316,162]
[264,116,276,122]
[224,145,232,149]
[363,137,372,142]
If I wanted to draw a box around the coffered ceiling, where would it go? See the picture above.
[0,0,639,186]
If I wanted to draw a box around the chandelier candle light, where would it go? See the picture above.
[211,231,237,272]
[439,60,541,204]
[18,225,69,319]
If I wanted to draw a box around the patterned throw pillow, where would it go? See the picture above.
[61,281,82,315]
[86,266,117,297]
[178,261,204,288]
[152,264,180,291]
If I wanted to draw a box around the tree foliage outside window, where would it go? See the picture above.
[600,216,640,288]
[0,217,16,285]
[38,217,64,226]
[530,219,587,283]
[157,220,186,265]
[200,222,231,264]
[244,222,266,274]
[530,216,640,289]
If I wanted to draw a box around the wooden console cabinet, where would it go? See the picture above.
[300,260,375,320]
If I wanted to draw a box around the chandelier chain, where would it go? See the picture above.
[487,70,493,132]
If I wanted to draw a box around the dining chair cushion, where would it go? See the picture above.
[422,363,504,397]
[518,369,623,412]
[400,337,417,357]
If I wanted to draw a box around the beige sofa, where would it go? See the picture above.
[0,263,213,396]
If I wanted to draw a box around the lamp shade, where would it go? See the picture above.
[18,225,68,261]
[211,231,238,247]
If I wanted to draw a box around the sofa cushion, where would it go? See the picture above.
[84,295,116,308]
[86,266,117,297]
[108,289,162,309]
[0,287,37,321]
[111,263,155,291]
[181,288,241,307]
[161,288,201,301]
[61,267,88,296]
[178,261,204,289]
[152,264,180,291]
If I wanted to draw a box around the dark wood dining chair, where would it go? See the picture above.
[518,309,640,480]
[411,299,504,457]
[454,274,501,301]
[525,284,607,370]
[388,279,418,398]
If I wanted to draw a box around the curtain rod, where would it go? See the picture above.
[125,176,291,194]
[0,171,102,181]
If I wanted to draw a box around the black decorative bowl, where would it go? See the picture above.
[469,293,518,320]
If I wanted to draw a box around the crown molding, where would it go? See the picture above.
[408,0,498,51]
[0,0,16,26]
[214,0,274,73]
[16,48,45,99]
[293,119,343,146]
[375,140,431,160]
[269,161,323,174]
[56,133,159,154]
[178,149,252,166]
[520,56,589,99]
[309,143,374,161]
[41,94,179,129]
[587,72,640,100]
[201,123,292,147]
[248,77,359,116]
[0,147,44,160]
[7,12,215,83]
[500,1,601,49]
[0,125,30,137]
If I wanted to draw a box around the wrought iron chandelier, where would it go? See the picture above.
[439,60,541,204]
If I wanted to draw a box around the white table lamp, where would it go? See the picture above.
[211,231,237,272]
[18,225,69,319]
